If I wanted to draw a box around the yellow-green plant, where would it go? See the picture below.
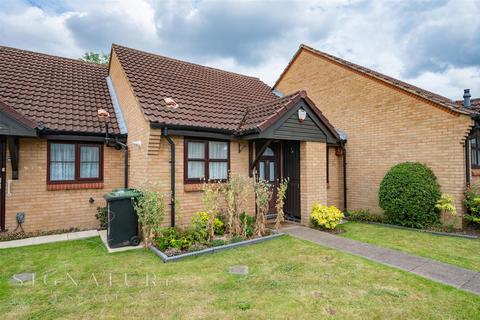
[275,178,289,230]
[310,204,344,230]
[223,174,250,236]
[254,177,273,236]
[202,182,221,241]
[134,189,166,246]
[192,212,224,234]
[435,193,456,216]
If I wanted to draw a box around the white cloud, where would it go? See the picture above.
[0,0,478,99]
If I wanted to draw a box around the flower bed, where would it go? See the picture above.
[150,230,284,262]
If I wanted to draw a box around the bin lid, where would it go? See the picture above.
[104,188,142,201]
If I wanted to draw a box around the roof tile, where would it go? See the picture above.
[0,45,120,134]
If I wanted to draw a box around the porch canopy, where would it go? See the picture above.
[0,100,38,179]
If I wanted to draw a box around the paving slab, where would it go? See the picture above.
[98,230,143,253]
[460,273,480,294]
[411,261,477,288]
[0,230,99,249]
[282,225,480,295]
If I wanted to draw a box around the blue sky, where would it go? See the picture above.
[1,0,479,99]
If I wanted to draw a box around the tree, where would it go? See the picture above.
[80,51,110,65]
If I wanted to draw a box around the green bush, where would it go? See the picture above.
[464,187,480,226]
[155,227,192,251]
[95,206,108,229]
[379,162,441,228]
[239,212,255,237]
[347,209,385,223]
[191,212,225,240]
[310,204,344,230]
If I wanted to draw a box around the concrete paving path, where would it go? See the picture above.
[0,230,99,249]
[282,225,480,295]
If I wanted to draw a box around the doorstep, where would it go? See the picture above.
[0,229,99,249]
[98,230,144,253]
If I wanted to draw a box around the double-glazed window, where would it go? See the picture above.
[185,139,229,182]
[471,136,480,168]
[48,142,103,183]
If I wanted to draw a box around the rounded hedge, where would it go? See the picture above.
[379,162,441,228]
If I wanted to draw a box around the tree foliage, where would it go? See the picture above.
[80,51,110,65]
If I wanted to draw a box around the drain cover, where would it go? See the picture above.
[229,265,249,275]
[10,272,35,284]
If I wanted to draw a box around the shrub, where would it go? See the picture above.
[95,206,108,229]
[239,212,255,237]
[379,162,441,228]
[191,211,225,241]
[347,209,385,223]
[310,204,344,230]
[254,178,273,236]
[275,178,289,230]
[223,174,250,236]
[230,235,245,243]
[134,189,166,246]
[464,186,480,226]
[201,182,222,241]
[155,227,193,251]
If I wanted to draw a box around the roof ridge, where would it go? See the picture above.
[299,44,452,103]
[0,44,107,69]
[111,43,264,81]
[275,44,469,116]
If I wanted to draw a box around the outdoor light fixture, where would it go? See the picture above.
[298,109,307,122]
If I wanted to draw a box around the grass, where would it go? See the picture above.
[341,222,480,271]
[1,236,479,319]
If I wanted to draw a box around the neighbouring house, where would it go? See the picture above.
[0,44,342,232]
[275,44,480,224]
[0,46,127,232]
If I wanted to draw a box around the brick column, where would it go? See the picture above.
[300,141,327,225]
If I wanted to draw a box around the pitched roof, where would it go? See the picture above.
[0,45,120,135]
[238,90,340,140]
[275,44,472,116]
[112,44,278,132]
[0,99,37,129]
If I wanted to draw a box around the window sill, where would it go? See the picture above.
[47,182,104,191]
[184,182,226,193]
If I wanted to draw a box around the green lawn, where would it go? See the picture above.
[341,222,480,272]
[1,236,479,319]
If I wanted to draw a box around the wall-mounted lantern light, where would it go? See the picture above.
[298,109,307,122]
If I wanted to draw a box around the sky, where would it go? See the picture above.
[0,0,479,100]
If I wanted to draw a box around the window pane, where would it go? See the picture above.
[209,141,228,159]
[51,143,75,161]
[50,143,75,181]
[188,142,205,159]
[477,149,480,166]
[80,146,100,178]
[188,161,205,179]
[80,146,99,162]
[259,161,265,180]
[262,147,274,157]
[471,138,477,148]
[50,162,75,181]
[209,162,227,180]
[80,163,100,178]
[269,161,276,182]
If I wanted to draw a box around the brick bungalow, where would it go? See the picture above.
[275,44,480,223]
[0,44,341,232]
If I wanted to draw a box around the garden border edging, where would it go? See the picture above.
[150,232,285,262]
[364,222,480,239]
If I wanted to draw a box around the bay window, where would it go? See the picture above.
[48,142,103,183]
[185,139,229,183]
